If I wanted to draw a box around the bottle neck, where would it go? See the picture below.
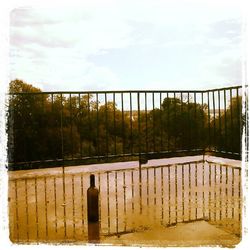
[90,174,95,187]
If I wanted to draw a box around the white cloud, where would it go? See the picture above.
[9,0,243,91]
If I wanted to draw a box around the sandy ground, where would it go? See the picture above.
[8,155,242,245]
[102,220,240,247]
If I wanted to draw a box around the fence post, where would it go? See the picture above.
[139,154,148,214]
[87,174,100,243]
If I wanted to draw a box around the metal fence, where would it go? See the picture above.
[7,85,246,169]
[7,85,245,243]
[8,157,241,243]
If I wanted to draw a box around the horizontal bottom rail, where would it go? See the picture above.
[8,149,241,171]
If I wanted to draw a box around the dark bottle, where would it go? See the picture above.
[87,174,100,243]
[87,174,99,222]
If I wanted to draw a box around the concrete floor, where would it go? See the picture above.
[101,220,241,247]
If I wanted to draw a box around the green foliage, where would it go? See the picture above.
[211,96,242,154]
[7,80,242,164]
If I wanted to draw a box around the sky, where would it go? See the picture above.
[9,0,244,91]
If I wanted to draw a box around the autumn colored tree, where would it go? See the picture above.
[211,96,242,154]
[7,79,242,168]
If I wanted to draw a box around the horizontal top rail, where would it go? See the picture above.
[7,85,244,95]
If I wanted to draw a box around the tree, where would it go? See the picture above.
[159,96,208,151]
[212,96,242,154]
[8,79,242,168]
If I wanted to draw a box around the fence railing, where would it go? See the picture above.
[7,85,246,169]
[8,156,241,243]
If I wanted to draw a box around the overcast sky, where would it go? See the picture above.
[9,0,243,91]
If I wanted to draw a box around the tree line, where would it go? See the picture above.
[7,79,242,164]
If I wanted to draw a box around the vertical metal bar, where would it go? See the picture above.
[87,93,91,156]
[41,93,45,161]
[131,170,135,227]
[72,175,76,239]
[168,166,171,224]
[107,172,110,234]
[98,172,101,231]
[230,88,233,152]
[209,163,211,220]
[180,93,183,149]
[145,92,148,153]
[123,172,127,231]
[62,170,67,239]
[174,92,177,149]
[218,91,222,151]
[51,94,56,160]
[167,92,170,150]
[9,94,15,164]
[180,93,183,111]
[212,91,216,149]
[51,93,54,111]
[129,93,133,154]
[202,161,205,219]
[152,92,156,151]
[60,94,67,239]
[219,165,222,222]
[236,88,240,153]
[96,93,100,158]
[25,179,29,241]
[115,172,118,234]
[113,93,117,155]
[202,162,205,219]
[154,167,156,220]
[146,168,149,212]
[53,177,58,234]
[105,93,109,157]
[69,94,73,159]
[44,177,48,240]
[207,91,211,150]
[137,92,141,153]
[115,172,118,233]
[60,94,64,161]
[34,178,39,241]
[224,89,227,152]
[160,93,163,151]
[201,92,204,150]
[188,163,191,221]
[194,93,197,148]
[195,163,198,220]
[121,93,125,154]
[232,168,235,220]
[239,169,241,222]
[137,92,142,214]
[161,166,164,223]
[182,164,185,221]
[214,164,217,221]
[187,92,190,150]
[78,94,83,158]
[225,166,228,219]
[80,174,84,237]
[14,180,19,241]
[175,165,178,223]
